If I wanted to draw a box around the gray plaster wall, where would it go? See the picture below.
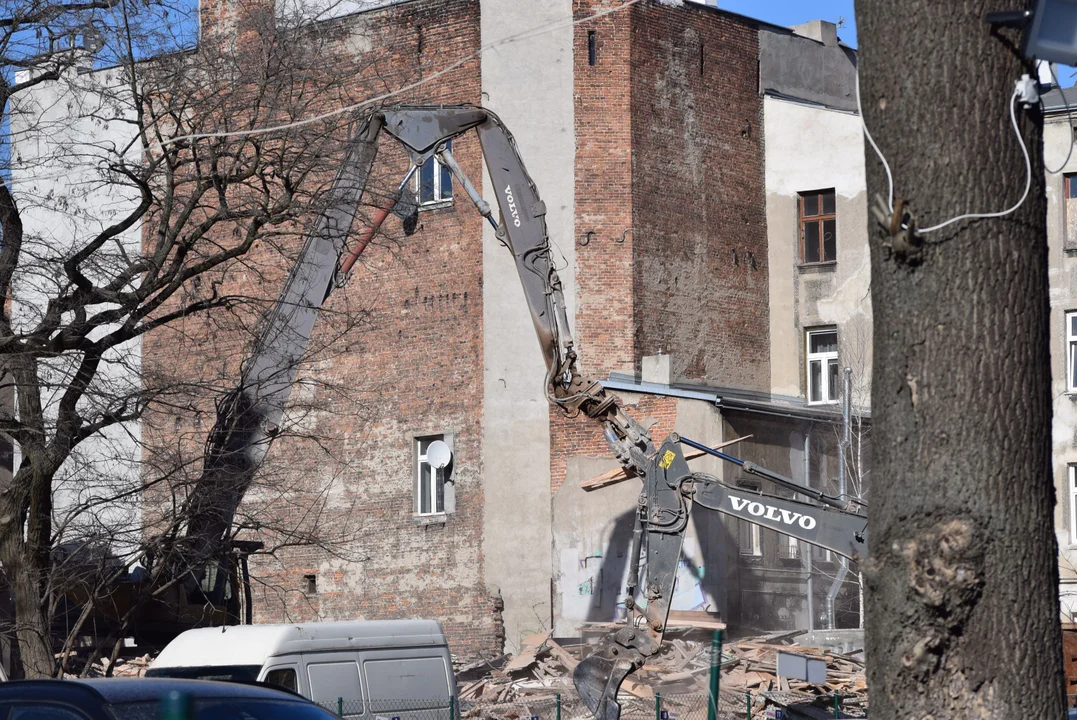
[758,27,857,112]
[1043,114,1077,620]
[552,396,736,636]
[763,96,871,407]
[479,0,575,652]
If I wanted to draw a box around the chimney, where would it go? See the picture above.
[642,354,673,386]
[792,20,839,48]
[199,0,275,52]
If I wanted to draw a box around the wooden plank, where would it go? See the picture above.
[580,436,753,491]
[665,610,726,630]
[544,638,579,671]
[503,630,551,673]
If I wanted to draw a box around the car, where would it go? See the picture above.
[0,677,342,719]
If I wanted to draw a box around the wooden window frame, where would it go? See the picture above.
[799,189,837,265]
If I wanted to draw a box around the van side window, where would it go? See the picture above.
[364,658,450,711]
[308,661,363,708]
[265,667,298,693]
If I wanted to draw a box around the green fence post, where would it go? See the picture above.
[745,690,751,720]
[708,628,723,720]
[833,691,840,718]
[655,692,662,720]
[337,698,343,717]
[556,694,562,720]
[450,696,456,720]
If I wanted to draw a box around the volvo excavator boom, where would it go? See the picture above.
[180,104,868,720]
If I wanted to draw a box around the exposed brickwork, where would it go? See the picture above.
[554,2,770,490]
[142,0,503,663]
[630,4,769,389]
[572,0,636,379]
[550,394,677,494]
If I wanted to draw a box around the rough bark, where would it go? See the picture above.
[856,1,1065,717]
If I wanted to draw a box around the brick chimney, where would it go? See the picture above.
[199,0,276,53]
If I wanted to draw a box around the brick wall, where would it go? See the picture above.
[142,0,503,662]
[572,0,636,379]
[630,4,769,390]
[553,2,770,491]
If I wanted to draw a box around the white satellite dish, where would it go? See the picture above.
[426,440,453,469]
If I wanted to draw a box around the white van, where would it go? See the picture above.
[146,620,456,718]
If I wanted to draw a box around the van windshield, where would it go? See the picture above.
[145,665,262,683]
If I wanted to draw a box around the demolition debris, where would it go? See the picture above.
[456,626,867,719]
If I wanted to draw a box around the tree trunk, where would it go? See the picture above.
[856,1,1065,717]
[0,536,54,678]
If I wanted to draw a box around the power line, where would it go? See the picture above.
[159,0,645,148]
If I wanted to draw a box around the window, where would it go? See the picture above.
[777,534,800,560]
[1068,312,1077,392]
[417,140,453,205]
[1070,465,1077,545]
[416,435,446,515]
[1066,174,1077,249]
[812,544,833,564]
[806,328,839,405]
[799,189,836,264]
[304,574,317,595]
[265,667,298,693]
[739,519,761,557]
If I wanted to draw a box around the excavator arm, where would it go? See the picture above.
[181,104,653,600]
[178,104,868,720]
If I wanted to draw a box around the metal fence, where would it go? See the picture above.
[317,692,865,720]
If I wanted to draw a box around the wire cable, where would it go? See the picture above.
[158,0,645,148]
[855,72,894,215]
[1044,63,1075,175]
[917,87,1030,233]
[858,75,1032,235]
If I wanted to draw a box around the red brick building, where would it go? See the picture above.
[141,0,863,662]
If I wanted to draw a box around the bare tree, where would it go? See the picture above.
[0,0,416,677]
[857,1,1065,716]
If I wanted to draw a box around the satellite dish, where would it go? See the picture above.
[426,440,452,469]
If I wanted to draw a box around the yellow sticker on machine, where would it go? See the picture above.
[659,449,676,469]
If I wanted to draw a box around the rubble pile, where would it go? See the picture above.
[61,654,153,679]
[457,627,868,718]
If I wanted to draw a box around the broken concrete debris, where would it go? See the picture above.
[457,628,867,718]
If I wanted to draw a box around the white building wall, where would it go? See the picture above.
[9,66,143,553]
[1043,114,1077,620]
[763,96,871,407]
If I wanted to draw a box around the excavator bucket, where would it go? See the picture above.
[573,650,635,720]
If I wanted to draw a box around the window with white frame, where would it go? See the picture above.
[806,328,839,405]
[812,543,833,564]
[416,141,454,205]
[777,534,800,560]
[1068,312,1077,393]
[1070,465,1077,545]
[416,435,447,515]
[739,519,761,557]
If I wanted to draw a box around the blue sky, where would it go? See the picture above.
[719,1,1077,86]
[718,0,858,47]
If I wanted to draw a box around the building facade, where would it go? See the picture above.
[11,0,875,664]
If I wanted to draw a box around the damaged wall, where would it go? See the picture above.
[762,94,870,401]
[630,4,769,390]
[551,395,735,637]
